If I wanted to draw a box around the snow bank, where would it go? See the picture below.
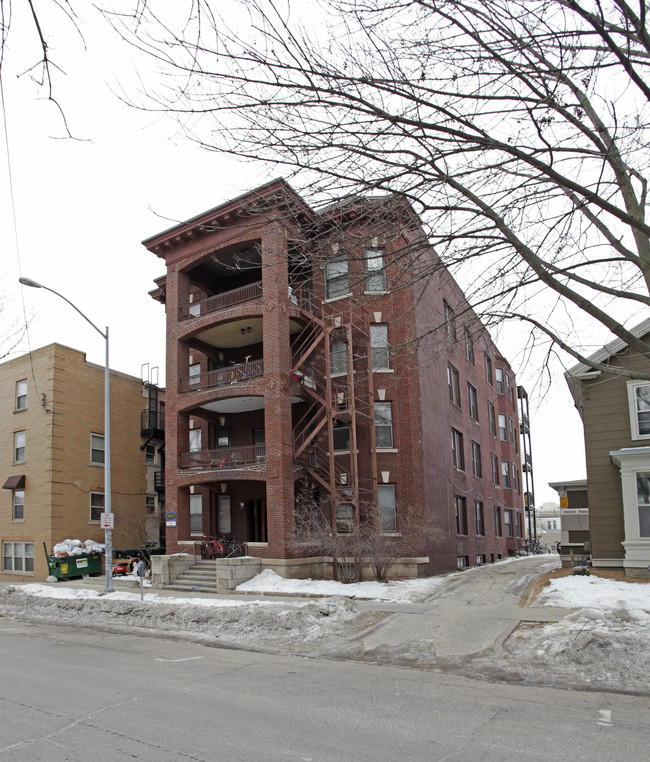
[537,575,650,611]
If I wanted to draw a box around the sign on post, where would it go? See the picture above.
[100,513,114,529]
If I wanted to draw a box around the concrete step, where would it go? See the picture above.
[166,582,219,594]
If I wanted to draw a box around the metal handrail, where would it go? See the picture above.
[180,281,263,320]
[179,444,266,470]
[180,359,264,393]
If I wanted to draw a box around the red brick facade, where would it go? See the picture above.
[143,180,524,575]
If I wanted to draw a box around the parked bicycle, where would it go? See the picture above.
[523,538,550,555]
[201,536,246,559]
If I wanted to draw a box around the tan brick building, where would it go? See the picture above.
[1,344,165,581]
[145,180,524,580]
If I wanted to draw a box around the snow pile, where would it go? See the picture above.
[0,585,361,652]
[52,539,105,556]
[536,575,650,611]
[236,568,447,602]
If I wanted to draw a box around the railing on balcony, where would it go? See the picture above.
[180,281,263,320]
[180,359,264,394]
[179,444,266,470]
[141,409,165,437]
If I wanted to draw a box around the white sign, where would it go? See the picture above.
[560,508,589,516]
[100,512,115,529]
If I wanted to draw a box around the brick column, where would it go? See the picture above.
[261,223,295,557]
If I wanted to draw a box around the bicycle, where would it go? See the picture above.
[201,536,245,559]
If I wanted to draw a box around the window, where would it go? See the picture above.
[471,441,482,478]
[145,444,156,463]
[443,301,457,341]
[325,253,350,299]
[91,434,105,464]
[189,428,202,452]
[378,484,397,531]
[15,380,27,411]
[375,402,393,449]
[253,428,265,445]
[333,423,351,451]
[457,556,469,569]
[330,338,348,375]
[190,493,203,533]
[491,453,500,485]
[494,506,502,537]
[476,554,486,565]
[516,510,523,538]
[464,328,475,364]
[636,474,650,537]
[504,509,514,538]
[501,461,511,488]
[370,325,390,370]
[14,431,25,463]
[447,364,460,406]
[218,494,231,534]
[627,381,650,439]
[508,416,515,444]
[468,384,479,421]
[488,403,496,436]
[498,413,508,442]
[475,500,485,536]
[90,491,104,522]
[336,503,355,533]
[366,248,386,291]
[216,427,231,448]
[512,463,519,492]
[189,363,201,386]
[485,356,493,385]
[506,373,513,400]
[3,541,34,573]
[495,367,505,395]
[455,495,468,535]
[13,490,24,520]
[451,428,465,470]
[145,494,156,515]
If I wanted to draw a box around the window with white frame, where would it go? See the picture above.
[145,444,156,463]
[508,416,515,444]
[325,253,350,299]
[468,383,479,421]
[375,402,394,449]
[336,503,355,533]
[3,541,34,572]
[145,494,156,515]
[498,413,508,441]
[218,494,231,534]
[475,500,485,536]
[451,428,465,471]
[447,364,460,406]
[485,355,493,385]
[512,463,519,492]
[15,380,27,411]
[91,433,105,464]
[464,327,475,365]
[13,490,24,520]
[378,484,396,531]
[189,428,202,452]
[370,325,390,370]
[501,460,511,488]
[190,493,203,533]
[189,363,201,386]
[366,248,386,291]
[504,508,514,538]
[495,367,505,395]
[636,474,650,537]
[90,491,104,522]
[488,403,496,436]
[471,441,482,478]
[14,431,25,463]
[491,453,500,485]
[627,381,650,439]
[330,338,348,375]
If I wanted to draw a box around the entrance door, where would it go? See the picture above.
[247,499,267,542]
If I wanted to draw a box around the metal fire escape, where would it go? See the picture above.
[290,286,378,532]
[517,386,537,541]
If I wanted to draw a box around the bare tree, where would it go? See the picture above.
[113,0,650,378]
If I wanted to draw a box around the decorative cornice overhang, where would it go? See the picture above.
[141,178,316,258]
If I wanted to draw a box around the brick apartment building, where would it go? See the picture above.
[1,344,165,581]
[144,179,524,578]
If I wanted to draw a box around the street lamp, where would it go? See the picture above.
[19,277,114,593]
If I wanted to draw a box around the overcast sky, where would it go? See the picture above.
[0,2,587,506]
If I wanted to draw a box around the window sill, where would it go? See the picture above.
[13,408,27,414]
[363,290,390,296]
[11,519,25,524]
[88,520,100,524]
[89,462,105,468]
[377,448,398,453]
[373,368,394,374]
[324,293,352,304]
[1,570,34,576]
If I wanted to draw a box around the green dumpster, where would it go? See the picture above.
[44,543,103,580]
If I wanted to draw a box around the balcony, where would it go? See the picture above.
[141,409,165,438]
[180,281,263,320]
[180,359,264,394]
[179,444,266,471]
